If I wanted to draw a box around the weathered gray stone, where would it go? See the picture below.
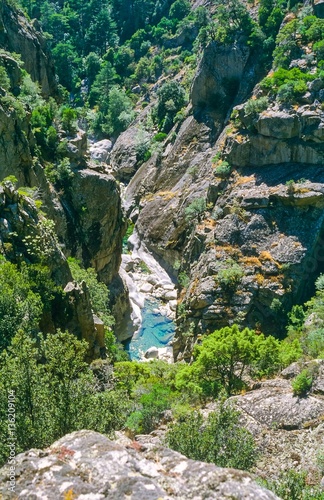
[232,379,324,430]
[144,346,159,359]
[110,126,150,182]
[90,139,113,163]
[0,2,57,96]
[256,111,301,139]
[0,430,280,499]
[69,169,125,284]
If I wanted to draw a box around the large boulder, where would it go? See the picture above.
[110,125,150,182]
[0,430,280,499]
[232,379,324,430]
[90,139,113,163]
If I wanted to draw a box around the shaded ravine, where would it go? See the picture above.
[119,230,176,361]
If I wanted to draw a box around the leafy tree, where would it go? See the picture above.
[114,360,151,395]
[0,330,130,466]
[96,86,135,137]
[85,52,101,87]
[61,107,78,135]
[126,383,174,434]
[176,325,299,397]
[68,258,114,329]
[89,61,117,106]
[0,65,11,91]
[52,42,77,91]
[156,81,186,132]
[169,0,191,21]
[0,261,42,351]
[84,6,118,55]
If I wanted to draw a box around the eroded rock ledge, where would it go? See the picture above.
[0,430,279,500]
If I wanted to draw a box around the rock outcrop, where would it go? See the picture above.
[0,430,279,499]
[0,180,108,357]
[200,367,324,481]
[124,42,324,359]
[0,0,57,96]
[191,42,250,117]
[0,179,71,286]
[68,168,125,284]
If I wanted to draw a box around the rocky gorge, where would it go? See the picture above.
[2,0,324,498]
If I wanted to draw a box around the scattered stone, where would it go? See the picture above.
[140,282,154,293]
[144,346,159,359]
[169,300,177,311]
[163,290,178,300]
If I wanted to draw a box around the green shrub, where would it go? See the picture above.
[126,384,174,434]
[68,258,114,329]
[217,260,244,291]
[291,369,313,396]
[258,469,324,500]
[244,96,269,116]
[61,107,77,135]
[45,158,74,189]
[277,81,307,103]
[184,197,206,221]
[153,132,168,142]
[156,81,186,133]
[0,66,10,91]
[0,330,130,465]
[176,325,283,397]
[0,261,43,351]
[166,400,257,470]
[178,271,190,288]
[315,274,324,291]
[214,161,231,177]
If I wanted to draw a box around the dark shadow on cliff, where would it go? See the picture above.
[239,163,324,186]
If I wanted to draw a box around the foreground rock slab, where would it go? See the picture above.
[0,430,279,499]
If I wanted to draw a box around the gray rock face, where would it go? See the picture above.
[191,42,250,115]
[173,165,324,359]
[0,104,33,186]
[0,1,57,96]
[69,169,125,284]
[90,139,113,163]
[0,430,280,500]
[64,281,105,360]
[66,131,88,165]
[110,125,150,182]
[226,106,324,167]
[232,379,324,430]
[197,373,324,480]
[0,180,71,286]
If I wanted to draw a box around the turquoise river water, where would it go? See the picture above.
[124,300,175,361]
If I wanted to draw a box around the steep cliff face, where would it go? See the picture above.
[173,97,324,359]
[124,40,260,272]
[0,0,57,96]
[0,2,126,349]
[120,7,324,359]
